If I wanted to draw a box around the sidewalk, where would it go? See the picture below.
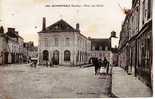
[112,67,152,98]
[80,64,93,68]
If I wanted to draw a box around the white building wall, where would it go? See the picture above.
[38,31,91,66]
[0,36,3,64]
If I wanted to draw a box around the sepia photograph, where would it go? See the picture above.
[0,0,153,98]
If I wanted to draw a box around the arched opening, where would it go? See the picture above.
[89,57,96,64]
[64,50,71,61]
[53,50,59,65]
[43,50,49,61]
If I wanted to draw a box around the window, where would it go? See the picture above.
[142,0,146,24]
[76,51,79,62]
[44,38,48,47]
[55,25,58,30]
[105,46,108,51]
[54,38,58,46]
[135,7,139,31]
[95,46,99,50]
[147,0,151,19]
[92,46,95,50]
[65,38,70,46]
[64,50,71,61]
[99,46,102,50]
[77,38,80,47]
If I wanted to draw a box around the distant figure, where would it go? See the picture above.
[50,58,54,67]
[33,60,37,68]
[98,59,102,74]
[46,60,48,67]
[28,57,31,63]
[106,61,110,74]
[103,57,108,67]
[103,57,109,74]
[92,57,99,75]
[52,57,55,67]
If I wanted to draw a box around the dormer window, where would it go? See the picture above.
[92,46,95,51]
[105,46,108,51]
[55,25,58,29]
[99,46,102,50]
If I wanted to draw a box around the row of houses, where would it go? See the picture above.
[118,0,152,88]
[0,27,38,65]
[38,18,118,66]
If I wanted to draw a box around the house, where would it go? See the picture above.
[6,28,24,64]
[118,0,153,88]
[0,26,7,65]
[38,18,91,66]
[88,37,113,64]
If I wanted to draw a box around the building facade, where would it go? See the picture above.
[118,0,152,88]
[136,0,152,88]
[23,41,38,62]
[38,18,91,66]
[88,38,113,64]
[0,27,25,65]
[118,15,130,72]
[0,26,7,65]
[6,28,24,64]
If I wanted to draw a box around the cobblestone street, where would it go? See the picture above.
[0,64,111,99]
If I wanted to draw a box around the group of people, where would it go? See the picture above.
[30,60,37,68]
[30,57,57,68]
[92,57,110,75]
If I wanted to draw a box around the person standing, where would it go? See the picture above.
[34,60,37,68]
[98,58,102,74]
[103,57,109,74]
[92,57,99,75]
[50,57,54,67]
[106,61,110,74]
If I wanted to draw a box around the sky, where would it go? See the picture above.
[0,0,132,47]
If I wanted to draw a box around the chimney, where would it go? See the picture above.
[76,23,79,31]
[42,17,46,31]
[0,26,4,33]
[111,31,117,38]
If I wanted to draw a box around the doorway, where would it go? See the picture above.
[53,50,59,65]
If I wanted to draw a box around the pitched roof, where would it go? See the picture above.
[39,19,79,33]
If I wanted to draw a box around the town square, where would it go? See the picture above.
[0,0,153,98]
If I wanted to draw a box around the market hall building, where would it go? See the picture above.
[38,18,91,66]
[88,38,113,64]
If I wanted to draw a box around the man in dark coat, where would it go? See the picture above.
[92,57,99,75]
[103,57,109,74]
[98,59,102,74]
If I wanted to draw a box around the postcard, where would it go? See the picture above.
[0,0,153,98]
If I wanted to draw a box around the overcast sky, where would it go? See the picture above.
[0,0,132,47]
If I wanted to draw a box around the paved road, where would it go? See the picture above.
[0,64,111,99]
